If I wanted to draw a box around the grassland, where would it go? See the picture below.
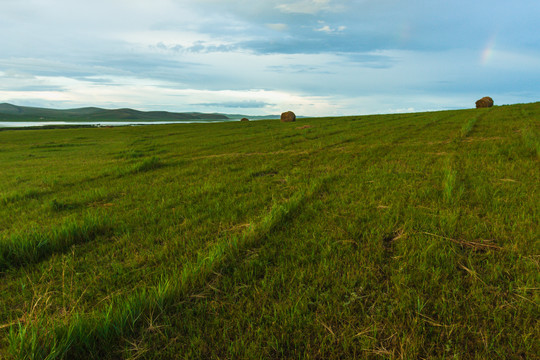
[0,103,538,359]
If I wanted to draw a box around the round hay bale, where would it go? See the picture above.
[240,118,249,122]
[280,111,296,122]
[475,96,494,108]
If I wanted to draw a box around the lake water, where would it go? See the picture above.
[0,119,239,128]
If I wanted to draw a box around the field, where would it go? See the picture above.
[0,103,538,359]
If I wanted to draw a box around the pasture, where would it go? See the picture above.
[0,103,538,359]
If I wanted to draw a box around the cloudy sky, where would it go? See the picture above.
[1,0,539,116]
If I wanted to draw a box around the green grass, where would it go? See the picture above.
[0,214,114,271]
[1,189,48,205]
[460,116,478,137]
[7,178,328,359]
[0,103,538,359]
[129,156,164,174]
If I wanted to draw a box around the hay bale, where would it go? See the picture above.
[475,97,494,108]
[280,111,296,122]
[240,118,249,122]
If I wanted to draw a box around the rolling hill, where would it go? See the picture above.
[0,103,230,121]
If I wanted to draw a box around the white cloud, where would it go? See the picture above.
[315,24,346,33]
[315,25,332,33]
[0,75,341,115]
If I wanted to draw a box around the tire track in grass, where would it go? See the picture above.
[7,177,331,360]
[460,115,479,138]
[0,214,115,273]
[0,189,52,206]
[391,113,459,144]
[459,108,496,140]
[519,126,539,158]
[440,111,490,205]
[442,108,504,205]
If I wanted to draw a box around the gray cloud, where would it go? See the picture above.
[0,84,66,92]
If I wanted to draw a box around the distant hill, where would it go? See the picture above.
[0,103,230,122]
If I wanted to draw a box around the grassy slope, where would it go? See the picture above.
[0,103,229,122]
[0,103,538,359]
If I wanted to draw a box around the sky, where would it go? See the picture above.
[0,0,539,116]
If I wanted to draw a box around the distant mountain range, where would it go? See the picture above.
[0,103,234,122]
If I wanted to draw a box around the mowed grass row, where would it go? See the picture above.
[131,106,537,359]
[0,103,538,359]
[7,177,330,359]
[118,106,537,359]
[0,213,114,271]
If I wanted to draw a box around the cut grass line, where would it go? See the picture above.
[0,215,114,272]
[130,156,163,173]
[460,108,492,139]
[111,157,165,178]
[460,136,503,143]
[521,127,539,157]
[191,149,310,160]
[8,177,331,360]
[458,262,488,285]
[0,189,50,205]
[352,327,377,339]
[442,163,459,204]
[417,313,455,328]
[461,116,478,138]
[190,135,508,163]
[422,232,502,251]
[317,319,336,337]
